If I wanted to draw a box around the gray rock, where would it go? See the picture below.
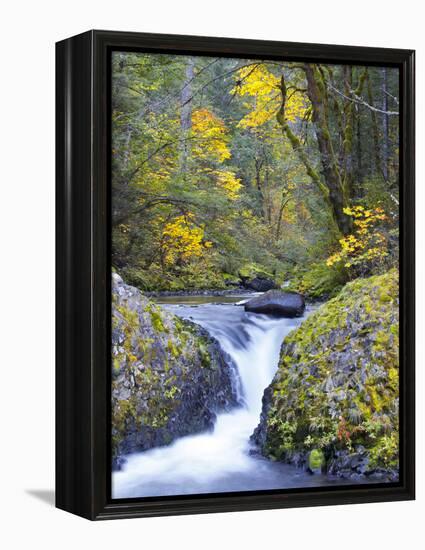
[244,290,305,317]
[111,274,239,469]
[245,277,277,292]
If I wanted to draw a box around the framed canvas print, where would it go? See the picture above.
[56,30,415,520]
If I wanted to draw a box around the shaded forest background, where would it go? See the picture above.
[111,53,399,297]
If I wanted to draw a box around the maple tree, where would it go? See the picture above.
[191,108,232,162]
[161,214,212,267]
[327,206,389,275]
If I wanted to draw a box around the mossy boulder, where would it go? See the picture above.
[112,273,238,469]
[308,449,325,473]
[223,273,242,287]
[252,270,399,482]
[238,263,277,291]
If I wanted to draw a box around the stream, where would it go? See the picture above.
[112,294,356,498]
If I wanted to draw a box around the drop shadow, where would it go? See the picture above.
[26,489,55,507]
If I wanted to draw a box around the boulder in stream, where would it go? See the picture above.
[244,290,305,317]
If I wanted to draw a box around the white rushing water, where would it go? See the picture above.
[112,300,338,498]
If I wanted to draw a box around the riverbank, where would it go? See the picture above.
[253,270,399,482]
[112,292,328,498]
[146,287,259,298]
[112,273,239,470]
[112,272,399,496]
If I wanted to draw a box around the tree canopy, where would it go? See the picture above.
[111,52,399,294]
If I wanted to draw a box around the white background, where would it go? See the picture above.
[0,0,422,548]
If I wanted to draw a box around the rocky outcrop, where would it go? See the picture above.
[244,290,305,317]
[252,270,399,482]
[112,273,238,469]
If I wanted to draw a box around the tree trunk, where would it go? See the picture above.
[180,57,195,173]
[381,67,389,182]
[277,65,370,236]
[303,65,352,235]
[276,73,338,234]
[367,72,383,178]
[254,156,266,218]
[275,190,291,240]
[355,105,363,188]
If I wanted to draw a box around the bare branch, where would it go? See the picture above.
[383,89,399,105]
[327,83,399,116]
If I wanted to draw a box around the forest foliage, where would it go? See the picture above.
[111,53,399,294]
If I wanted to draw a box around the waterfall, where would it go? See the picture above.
[179,303,303,427]
[112,301,322,498]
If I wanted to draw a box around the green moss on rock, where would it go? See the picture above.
[238,263,274,281]
[287,262,347,300]
[253,270,399,481]
[309,449,325,471]
[146,305,168,333]
[111,272,237,468]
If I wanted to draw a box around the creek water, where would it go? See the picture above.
[112,295,356,498]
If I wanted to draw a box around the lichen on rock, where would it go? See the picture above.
[252,269,399,482]
[112,273,238,469]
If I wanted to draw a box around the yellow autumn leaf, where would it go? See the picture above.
[191,108,231,162]
[232,65,308,128]
[161,214,212,266]
[215,170,242,200]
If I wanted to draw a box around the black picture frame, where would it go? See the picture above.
[56,29,415,520]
